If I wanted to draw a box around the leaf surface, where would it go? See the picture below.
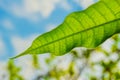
[12,0,120,59]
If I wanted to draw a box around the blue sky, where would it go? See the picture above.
[0,0,97,61]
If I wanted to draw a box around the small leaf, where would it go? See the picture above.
[12,0,120,59]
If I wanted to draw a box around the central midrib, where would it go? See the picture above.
[27,17,120,53]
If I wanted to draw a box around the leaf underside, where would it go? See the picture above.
[12,0,120,59]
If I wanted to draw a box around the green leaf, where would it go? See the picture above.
[12,0,120,59]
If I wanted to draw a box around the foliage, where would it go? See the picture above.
[7,60,24,80]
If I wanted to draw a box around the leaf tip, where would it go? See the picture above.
[10,52,28,60]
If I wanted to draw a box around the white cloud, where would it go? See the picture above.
[0,0,71,21]
[0,62,8,80]
[17,0,56,18]
[45,24,57,31]
[90,51,106,63]
[11,34,39,54]
[58,0,71,11]
[74,0,97,9]
[2,19,14,30]
[101,39,115,53]
[15,55,35,80]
